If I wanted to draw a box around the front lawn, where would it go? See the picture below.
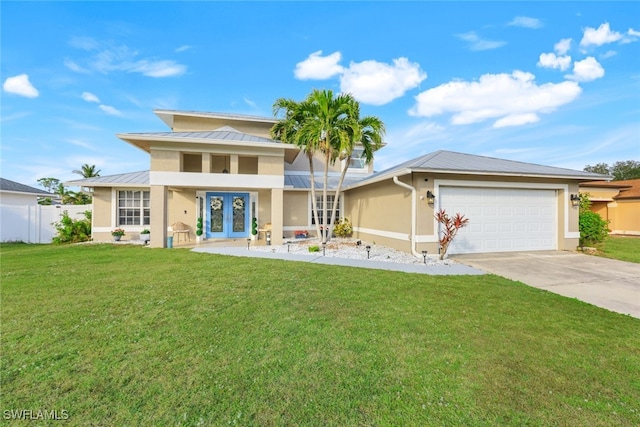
[1,244,639,426]
[593,235,640,263]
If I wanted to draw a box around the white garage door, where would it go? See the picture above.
[439,187,557,254]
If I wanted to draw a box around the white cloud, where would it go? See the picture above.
[67,39,187,78]
[99,105,122,116]
[243,97,257,108]
[3,74,39,98]
[554,38,572,55]
[293,52,426,105]
[629,28,640,37]
[580,22,622,47]
[508,16,543,29]
[565,57,605,82]
[456,32,506,51]
[129,59,186,77]
[601,50,617,59]
[340,57,427,105]
[175,45,192,53]
[409,70,582,128]
[81,91,100,103]
[64,58,90,74]
[537,53,572,71]
[294,51,344,80]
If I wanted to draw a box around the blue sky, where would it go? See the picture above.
[2,1,639,188]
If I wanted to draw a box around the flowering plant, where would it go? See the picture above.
[111,228,126,237]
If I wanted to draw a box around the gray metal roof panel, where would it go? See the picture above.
[65,171,149,187]
[354,150,609,186]
[285,175,365,190]
[154,109,276,123]
[0,178,52,195]
[121,127,281,144]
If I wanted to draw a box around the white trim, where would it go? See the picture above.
[434,179,575,241]
[150,171,284,189]
[415,234,439,243]
[353,226,410,241]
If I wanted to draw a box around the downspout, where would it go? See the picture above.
[392,176,421,258]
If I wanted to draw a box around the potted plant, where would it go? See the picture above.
[140,229,150,244]
[112,228,125,242]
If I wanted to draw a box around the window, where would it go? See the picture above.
[348,147,366,170]
[117,190,150,226]
[311,195,340,225]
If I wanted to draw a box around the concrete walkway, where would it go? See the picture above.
[452,251,640,319]
[192,246,484,276]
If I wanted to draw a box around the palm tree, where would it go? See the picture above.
[325,101,385,238]
[272,96,323,241]
[73,164,100,195]
[72,164,101,178]
[273,90,385,243]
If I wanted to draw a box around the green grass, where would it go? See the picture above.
[593,235,640,263]
[1,243,639,426]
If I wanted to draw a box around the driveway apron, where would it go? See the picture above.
[452,251,640,319]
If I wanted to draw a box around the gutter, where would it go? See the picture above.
[392,176,421,258]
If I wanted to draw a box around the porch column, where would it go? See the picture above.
[270,188,283,245]
[150,185,168,248]
[202,153,211,173]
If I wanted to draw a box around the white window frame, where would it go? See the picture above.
[116,189,150,226]
[309,193,343,225]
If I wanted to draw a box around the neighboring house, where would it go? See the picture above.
[0,177,52,206]
[67,109,608,255]
[0,177,54,242]
[580,179,640,235]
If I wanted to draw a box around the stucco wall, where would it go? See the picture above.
[172,115,273,137]
[283,191,309,229]
[608,199,640,234]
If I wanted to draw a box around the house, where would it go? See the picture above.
[0,177,54,242]
[67,109,608,255]
[580,179,640,235]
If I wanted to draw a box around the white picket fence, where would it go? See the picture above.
[0,204,91,244]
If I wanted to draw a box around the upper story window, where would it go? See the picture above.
[118,190,150,226]
[348,148,366,171]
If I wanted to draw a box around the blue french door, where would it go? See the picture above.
[206,193,250,238]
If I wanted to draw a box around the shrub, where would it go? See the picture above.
[52,210,92,244]
[308,245,320,253]
[435,209,469,260]
[579,211,609,247]
[333,218,353,237]
[578,192,609,247]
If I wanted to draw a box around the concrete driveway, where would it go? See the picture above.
[452,251,640,319]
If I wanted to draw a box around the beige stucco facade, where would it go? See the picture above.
[581,182,640,235]
[73,109,601,255]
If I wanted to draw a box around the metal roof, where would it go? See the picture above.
[347,150,610,188]
[121,127,281,144]
[154,109,277,129]
[65,171,149,187]
[285,174,365,190]
[0,178,52,195]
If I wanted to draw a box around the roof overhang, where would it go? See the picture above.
[154,109,277,129]
[344,167,603,191]
[117,133,300,163]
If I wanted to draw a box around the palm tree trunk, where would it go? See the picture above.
[322,148,330,243]
[307,153,322,242]
[327,156,351,239]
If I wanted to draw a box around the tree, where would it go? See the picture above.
[325,99,384,238]
[272,96,323,241]
[73,164,101,178]
[584,161,640,181]
[37,177,61,193]
[272,89,385,243]
[611,160,640,181]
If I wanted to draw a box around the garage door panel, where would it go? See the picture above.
[440,186,557,254]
